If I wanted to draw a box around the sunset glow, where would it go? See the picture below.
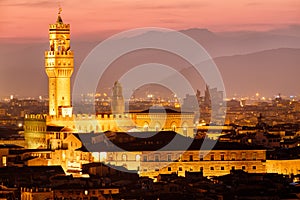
[1,0,300,39]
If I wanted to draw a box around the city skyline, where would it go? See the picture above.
[0,0,300,98]
[0,4,300,199]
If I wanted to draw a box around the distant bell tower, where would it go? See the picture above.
[111,81,125,114]
[45,8,74,117]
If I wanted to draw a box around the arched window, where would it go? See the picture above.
[143,122,149,131]
[122,154,127,161]
[136,155,141,161]
[171,122,177,131]
[182,122,188,136]
[155,122,161,131]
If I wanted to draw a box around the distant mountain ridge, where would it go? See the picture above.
[214,48,300,97]
[0,27,300,97]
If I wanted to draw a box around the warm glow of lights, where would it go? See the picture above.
[62,152,66,161]
[174,103,181,108]
[136,154,141,161]
[100,152,107,162]
[92,152,100,162]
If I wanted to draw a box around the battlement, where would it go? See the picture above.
[46,113,134,121]
[45,60,73,68]
[49,23,70,29]
[21,187,52,192]
[25,114,47,121]
[45,51,73,57]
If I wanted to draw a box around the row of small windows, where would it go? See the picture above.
[57,69,71,77]
[103,152,259,162]
[145,166,257,172]
[139,153,259,162]
[74,124,114,132]
[46,61,71,66]
[24,126,46,132]
[209,166,256,171]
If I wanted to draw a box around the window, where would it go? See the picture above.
[167,154,172,162]
[252,166,256,170]
[231,166,235,170]
[221,154,225,161]
[155,155,159,162]
[183,127,187,136]
[210,154,214,161]
[210,167,214,170]
[168,167,171,171]
[136,155,141,161]
[200,154,203,161]
[122,154,127,161]
[231,153,236,161]
[221,166,224,170]
[179,167,182,171]
[143,123,149,131]
[172,124,176,131]
[155,124,160,131]
[2,156,7,166]
[200,167,203,171]
[189,155,193,161]
[253,153,257,160]
[242,152,246,161]
[143,156,147,162]
[242,166,246,170]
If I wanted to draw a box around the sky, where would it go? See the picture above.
[0,0,300,99]
[1,0,300,39]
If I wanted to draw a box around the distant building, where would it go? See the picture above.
[111,81,125,114]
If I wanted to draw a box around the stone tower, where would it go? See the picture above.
[111,81,125,114]
[45,8,74,117]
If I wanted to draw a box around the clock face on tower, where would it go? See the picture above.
[58,35,65,44]
[57,35,67,51]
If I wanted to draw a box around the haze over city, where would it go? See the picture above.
[1,1,300,199]
[1,0,300,98]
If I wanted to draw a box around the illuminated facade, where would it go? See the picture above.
[45,9,74,117]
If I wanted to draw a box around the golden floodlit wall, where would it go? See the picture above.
[266,159,300,175]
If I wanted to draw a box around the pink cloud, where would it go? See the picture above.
[0,0,299,39]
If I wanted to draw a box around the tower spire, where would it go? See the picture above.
[56,7,63,24]
[58,7,62,15]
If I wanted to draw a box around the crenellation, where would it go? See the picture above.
[25,114,47,121]
[45,51,73,56]
[49,23,70,29]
